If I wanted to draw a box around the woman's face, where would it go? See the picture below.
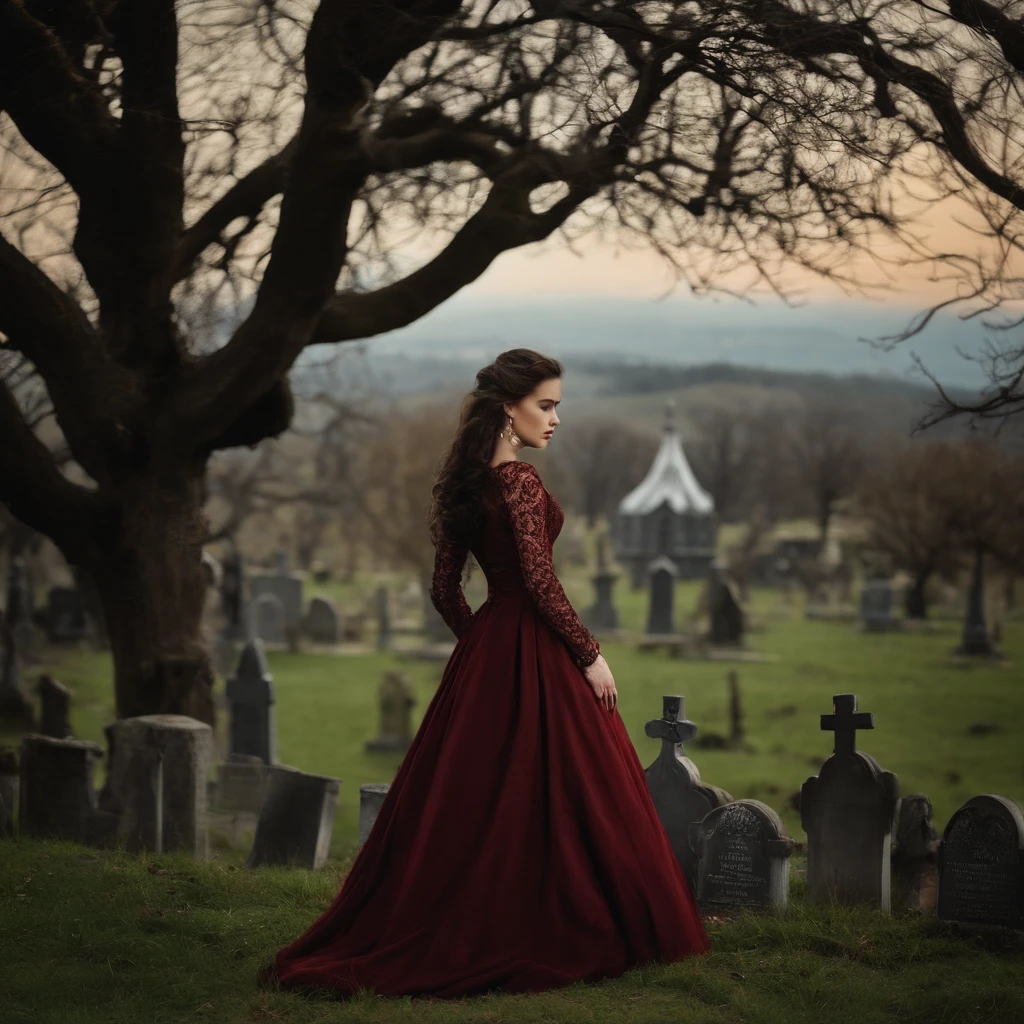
[505,378,561,449]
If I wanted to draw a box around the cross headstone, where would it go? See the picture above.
[859,577,896,632]
[646,556,677,634]
[246,764,340,869]
[45,587,90,644]
[937,794,1023,929]
[37,675,73,738]
[801,693,900,909]
[304,596,341,644]
[359,783,391,847]
[691,799,794,909]
[225,640,277,764]
[0,746,18,838]
[644,694,733,887]
[250,593,286,645]
[366,671,416,752]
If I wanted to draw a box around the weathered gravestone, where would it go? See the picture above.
[0,746,17,837]
[359,783,391,847]
[584,534,619,631]
[225,640,277,764]
[892,792,940,914]
[708,562,745,646]
[938,794,1023,930]
[37,675,73,738]
[646,556,677,634]
[366,672,417,752]
[250,573,303,629]
[101,715,213,857]
[859,577,897,632]
[644,695,733,887]
[246,764,340,869]
[304,596,341,644]
[250,593,286,646]
[801,693,900,909]
[18,735,114,844]
[45,586,90,644]
[691,799,794,909]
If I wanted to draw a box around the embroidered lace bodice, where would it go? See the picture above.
[429,460,601,669]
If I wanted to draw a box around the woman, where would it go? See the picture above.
[261,348,709,999]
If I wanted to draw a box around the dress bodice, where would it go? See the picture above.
[430,461,600,669]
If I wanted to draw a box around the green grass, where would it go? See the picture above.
[2,838,1023,1024]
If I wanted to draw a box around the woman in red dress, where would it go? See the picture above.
[261,348,709,998]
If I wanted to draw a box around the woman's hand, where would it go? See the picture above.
[583,654,617,712]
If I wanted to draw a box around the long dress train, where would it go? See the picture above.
[263,459,709,998]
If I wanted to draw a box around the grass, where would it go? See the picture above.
[2,838,1023,1024]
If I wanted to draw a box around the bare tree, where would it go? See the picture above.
[4,0,1017,721]
[687,405,759,523]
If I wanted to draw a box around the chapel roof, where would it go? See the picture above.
[618,400,714,516]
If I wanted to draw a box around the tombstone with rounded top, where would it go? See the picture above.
[250,593,286,645]
[801,693,900,909]
[938,794,1023,930]
[304,597,341,644]
[644,694,733,887]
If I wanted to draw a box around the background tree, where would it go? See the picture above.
[3,0,1021,722]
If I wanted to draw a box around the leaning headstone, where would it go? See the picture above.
[45,586,90,644]
[692,799,794,909]
[250,593,286,645]
[104,715,213,858]
[801,693,900,909]
[0,746,17,837]
[304,597,341,644]
[859,577,897,632]
[225,640,277,764]
[366,671,417,752]
[937,794,1024,930]
[644,695,733,887]
[246,764,340,869]
[892,792,940,914]
[646,556,677,634]
[37,675,73,738]
[359,783,391,847]
[250,573,303,629]
[18,735,105,843]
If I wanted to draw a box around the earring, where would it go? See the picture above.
[506,415,523,450]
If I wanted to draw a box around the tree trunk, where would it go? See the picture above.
[904,573,930,620]
[83,470,216,726]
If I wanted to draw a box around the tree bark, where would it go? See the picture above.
[82,469,216,726]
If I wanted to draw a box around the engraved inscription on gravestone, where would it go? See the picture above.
[938,794,1024,930]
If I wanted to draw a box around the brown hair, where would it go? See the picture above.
[426,348,563,550]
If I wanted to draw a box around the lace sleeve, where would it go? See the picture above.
[496,461,601,670]
[429,536,474,639]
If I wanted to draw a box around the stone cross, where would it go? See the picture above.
[801,693,900,910]
[821,693,874,757]
[644,695,733,887]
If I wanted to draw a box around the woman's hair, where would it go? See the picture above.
[426,347,563,550]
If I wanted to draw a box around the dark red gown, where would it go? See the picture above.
[264,460,709,998]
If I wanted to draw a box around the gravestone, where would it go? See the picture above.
[304,597,341,644]
[225,640,277,764]
[892,792,940,914]
[646,556,677,634]
[360,783,391,847]
[0,629,33,729]
[250,573,303,628]
[103,715,213,858]
[18,735,107,843]
[938,794,1024,929]
[366,672,417,751]
[692,799,794,909]
[216,753,272,814]
[585,534,619,631]
[45,587,90,644]
[859,577,897,632]
[0,746,17,837]
[708,561,745,646]
[801,693,900,909]
[250,593,286,645]
[246,764,340,869]
[37,675,73,738]
[644,695,733,887]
